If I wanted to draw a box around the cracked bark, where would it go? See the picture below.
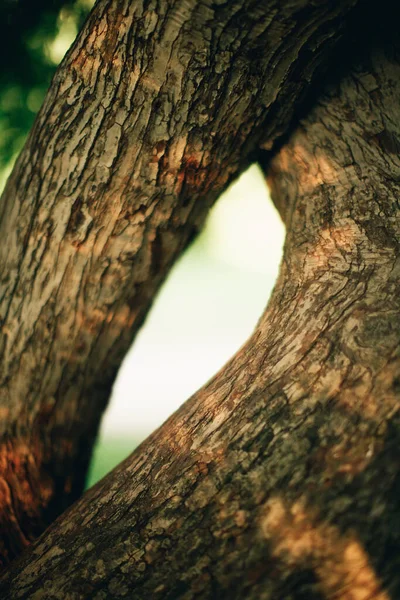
[1,8,399,599]
[0,0,361,565]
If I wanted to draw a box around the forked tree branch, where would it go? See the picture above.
[1,15,399,598]
[0,0,360,564]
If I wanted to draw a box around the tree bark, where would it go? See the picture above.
[2,15,399,599]
[0,0,360,565]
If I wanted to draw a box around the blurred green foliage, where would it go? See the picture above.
[86,437,137,489]
[0,0,93,175]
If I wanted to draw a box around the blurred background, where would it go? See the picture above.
[0,0,285,487]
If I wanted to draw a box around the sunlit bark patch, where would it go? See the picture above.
[260,496,389,600]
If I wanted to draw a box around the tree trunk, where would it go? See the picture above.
[0,0,360,565]
[2,14,399,599]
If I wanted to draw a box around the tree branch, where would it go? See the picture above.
[0,0,359,564]
[2,16,399,597]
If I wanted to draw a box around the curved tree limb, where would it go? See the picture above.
[0,0,360,564]
[1,16,399,598]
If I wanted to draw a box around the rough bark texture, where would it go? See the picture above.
[2,20,399,600]
[0,0,359,565]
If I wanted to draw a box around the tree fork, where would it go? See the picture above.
[0,0,361,565]
[1,16,399,599]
